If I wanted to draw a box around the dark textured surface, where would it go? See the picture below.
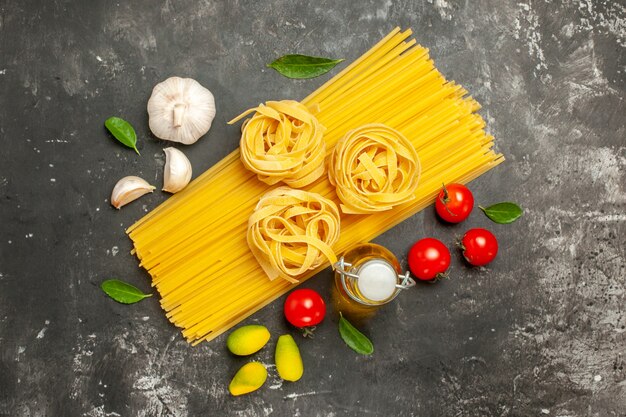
[1,1,625,416]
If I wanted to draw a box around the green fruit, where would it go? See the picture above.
[275,334,304,382]
[227,325,270,356]
[229,362,267,396]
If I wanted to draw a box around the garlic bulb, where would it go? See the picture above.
[147,77,216,145]
[111,176,155,209]
[163,147,192,193]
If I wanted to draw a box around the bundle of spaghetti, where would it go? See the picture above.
[128,27,504,345]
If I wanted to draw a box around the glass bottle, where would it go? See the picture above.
[331,243,414,323]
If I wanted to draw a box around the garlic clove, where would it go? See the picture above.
[111,176,156,209]
[162,147,192,193]
[147,77,216,145]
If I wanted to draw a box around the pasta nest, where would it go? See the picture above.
[229,100,326,188]
[247,187,340,283]
[328,124,421,214]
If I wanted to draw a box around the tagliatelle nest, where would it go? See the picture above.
[247,187,340,283]
[328,123,421,214]
[229,100,326,188]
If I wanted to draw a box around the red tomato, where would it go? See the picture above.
[461,228,498,266]
[284,289,326,328]
[435,183,474,223]
[408,238,451,281]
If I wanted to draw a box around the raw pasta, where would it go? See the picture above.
[247,187,340,283]
[328,123,420,214]
[127,27,504,344]
[229,100,326,188]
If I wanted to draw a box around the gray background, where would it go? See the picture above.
[1,0,624,416]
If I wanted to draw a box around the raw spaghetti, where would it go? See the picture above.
[128,27,504,345]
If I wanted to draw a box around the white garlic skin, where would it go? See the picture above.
[162,147,192,193]
[111,176,156,209]
[147,77,216,145]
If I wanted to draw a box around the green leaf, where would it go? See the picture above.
[267,54,344,79]
[338,313,374,355]
[480,202,523,224]
[101,279,152,304]
[105,116,140,154]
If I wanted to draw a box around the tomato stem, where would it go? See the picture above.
[439,183,457,217]
[441,183,449,203]
[301,326,316,338]
[456,235,465,251]
[435,272,449,280]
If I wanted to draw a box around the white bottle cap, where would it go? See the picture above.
[356,259,398,302]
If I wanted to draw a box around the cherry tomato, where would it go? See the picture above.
[461,228,498,266]
[284,289,326,328]
[408,238,451,281]
[435,183,474,223]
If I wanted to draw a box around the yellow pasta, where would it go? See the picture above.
[229,100,326,188]
[247,187,340,283]
[127,27,504,345]
[328,123,420,214]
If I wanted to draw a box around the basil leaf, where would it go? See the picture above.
[338,313,374,355]
[267,54,344,79]
[105,117,140,155]
[101,279,152,304]
[480,202,523,224]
